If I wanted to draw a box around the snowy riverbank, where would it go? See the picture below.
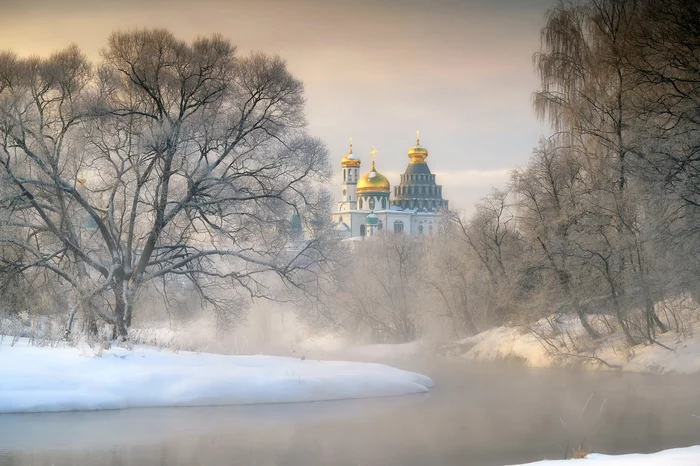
[290,302,700,375]
[0,338,433,414]
[453,316,700,374]
[507,445,700,465]
[294,315,700,375]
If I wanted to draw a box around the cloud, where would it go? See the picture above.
[0,0,555,211]
[432,169,513,187]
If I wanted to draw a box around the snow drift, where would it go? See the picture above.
[0,340,434,414]
[508,445,700,465]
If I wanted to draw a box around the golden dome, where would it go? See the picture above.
[341,137,361,167]
[357,146,390,193]
[408,130,428,164]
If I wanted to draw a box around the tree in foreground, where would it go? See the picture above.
[0,29,330,339]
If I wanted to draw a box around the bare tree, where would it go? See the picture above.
[423,228,481,337]
[0,29,331,339]
[533,0,673,343]
[512,137,603,339]
[451,189,523,325]
[307,232,428,344]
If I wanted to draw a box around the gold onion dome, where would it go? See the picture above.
[357,146,390,193]
[408,130,428,164]
[341,137,361,167]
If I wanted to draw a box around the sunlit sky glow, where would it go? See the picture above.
[0,0,557,210]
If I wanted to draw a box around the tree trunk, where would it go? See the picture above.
[611,296,636,346]
[461,306,479,335]
[111,281,129,341]
[112,320,129,340]
[83,310,99,338]
[575,305,601,340]
[535,237,600,339]
[647,299,668,334]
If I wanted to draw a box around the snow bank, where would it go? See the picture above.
[457,326,551,367]
[508,445,700,465]
[619,333,700,374]
[0,339,434,414]
[294,316,700,375]
[455,315,700,374]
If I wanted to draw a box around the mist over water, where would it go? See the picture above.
[2,359,699,466]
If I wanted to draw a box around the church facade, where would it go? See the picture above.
[332,133,449,239]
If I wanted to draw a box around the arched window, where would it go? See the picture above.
[360,224,366,237]
[343,188,347,196]
[343,169,346,182]
[378,220,383,230]
[381,198,386,209]
[369,198,375,210]
[418,224,424,235]
[359,198,363,209]
[394,220,404,233]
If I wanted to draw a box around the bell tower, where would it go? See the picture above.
[339,137,361,211]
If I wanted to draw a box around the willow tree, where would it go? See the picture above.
[533,0,673,344]
[628,0,700,304]
[0,29,330,339]
[631,0,700,208]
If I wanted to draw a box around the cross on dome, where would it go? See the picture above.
[408,131,428,164]
[341,136,360,167]
[356,145,389,192]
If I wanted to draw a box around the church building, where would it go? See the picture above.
[332,133,449,238]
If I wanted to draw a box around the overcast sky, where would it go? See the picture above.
[0,0,556,211]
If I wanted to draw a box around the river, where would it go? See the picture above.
[1,359,699,465]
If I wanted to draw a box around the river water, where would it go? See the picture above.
[1,359,699,466]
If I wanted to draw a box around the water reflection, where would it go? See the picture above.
[1,360,699,466]
[0,394,427,452]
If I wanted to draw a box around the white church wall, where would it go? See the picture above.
[411,214,441,235]
[383,211,414,234]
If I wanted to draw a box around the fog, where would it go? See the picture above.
[1,0,699,463]
[2,359,700,466]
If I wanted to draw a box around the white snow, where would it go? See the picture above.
[291,315,700,375]
[455,315,700,375]
[457,325,549,366]
[0,338,434,414]
[507,446,700,465]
